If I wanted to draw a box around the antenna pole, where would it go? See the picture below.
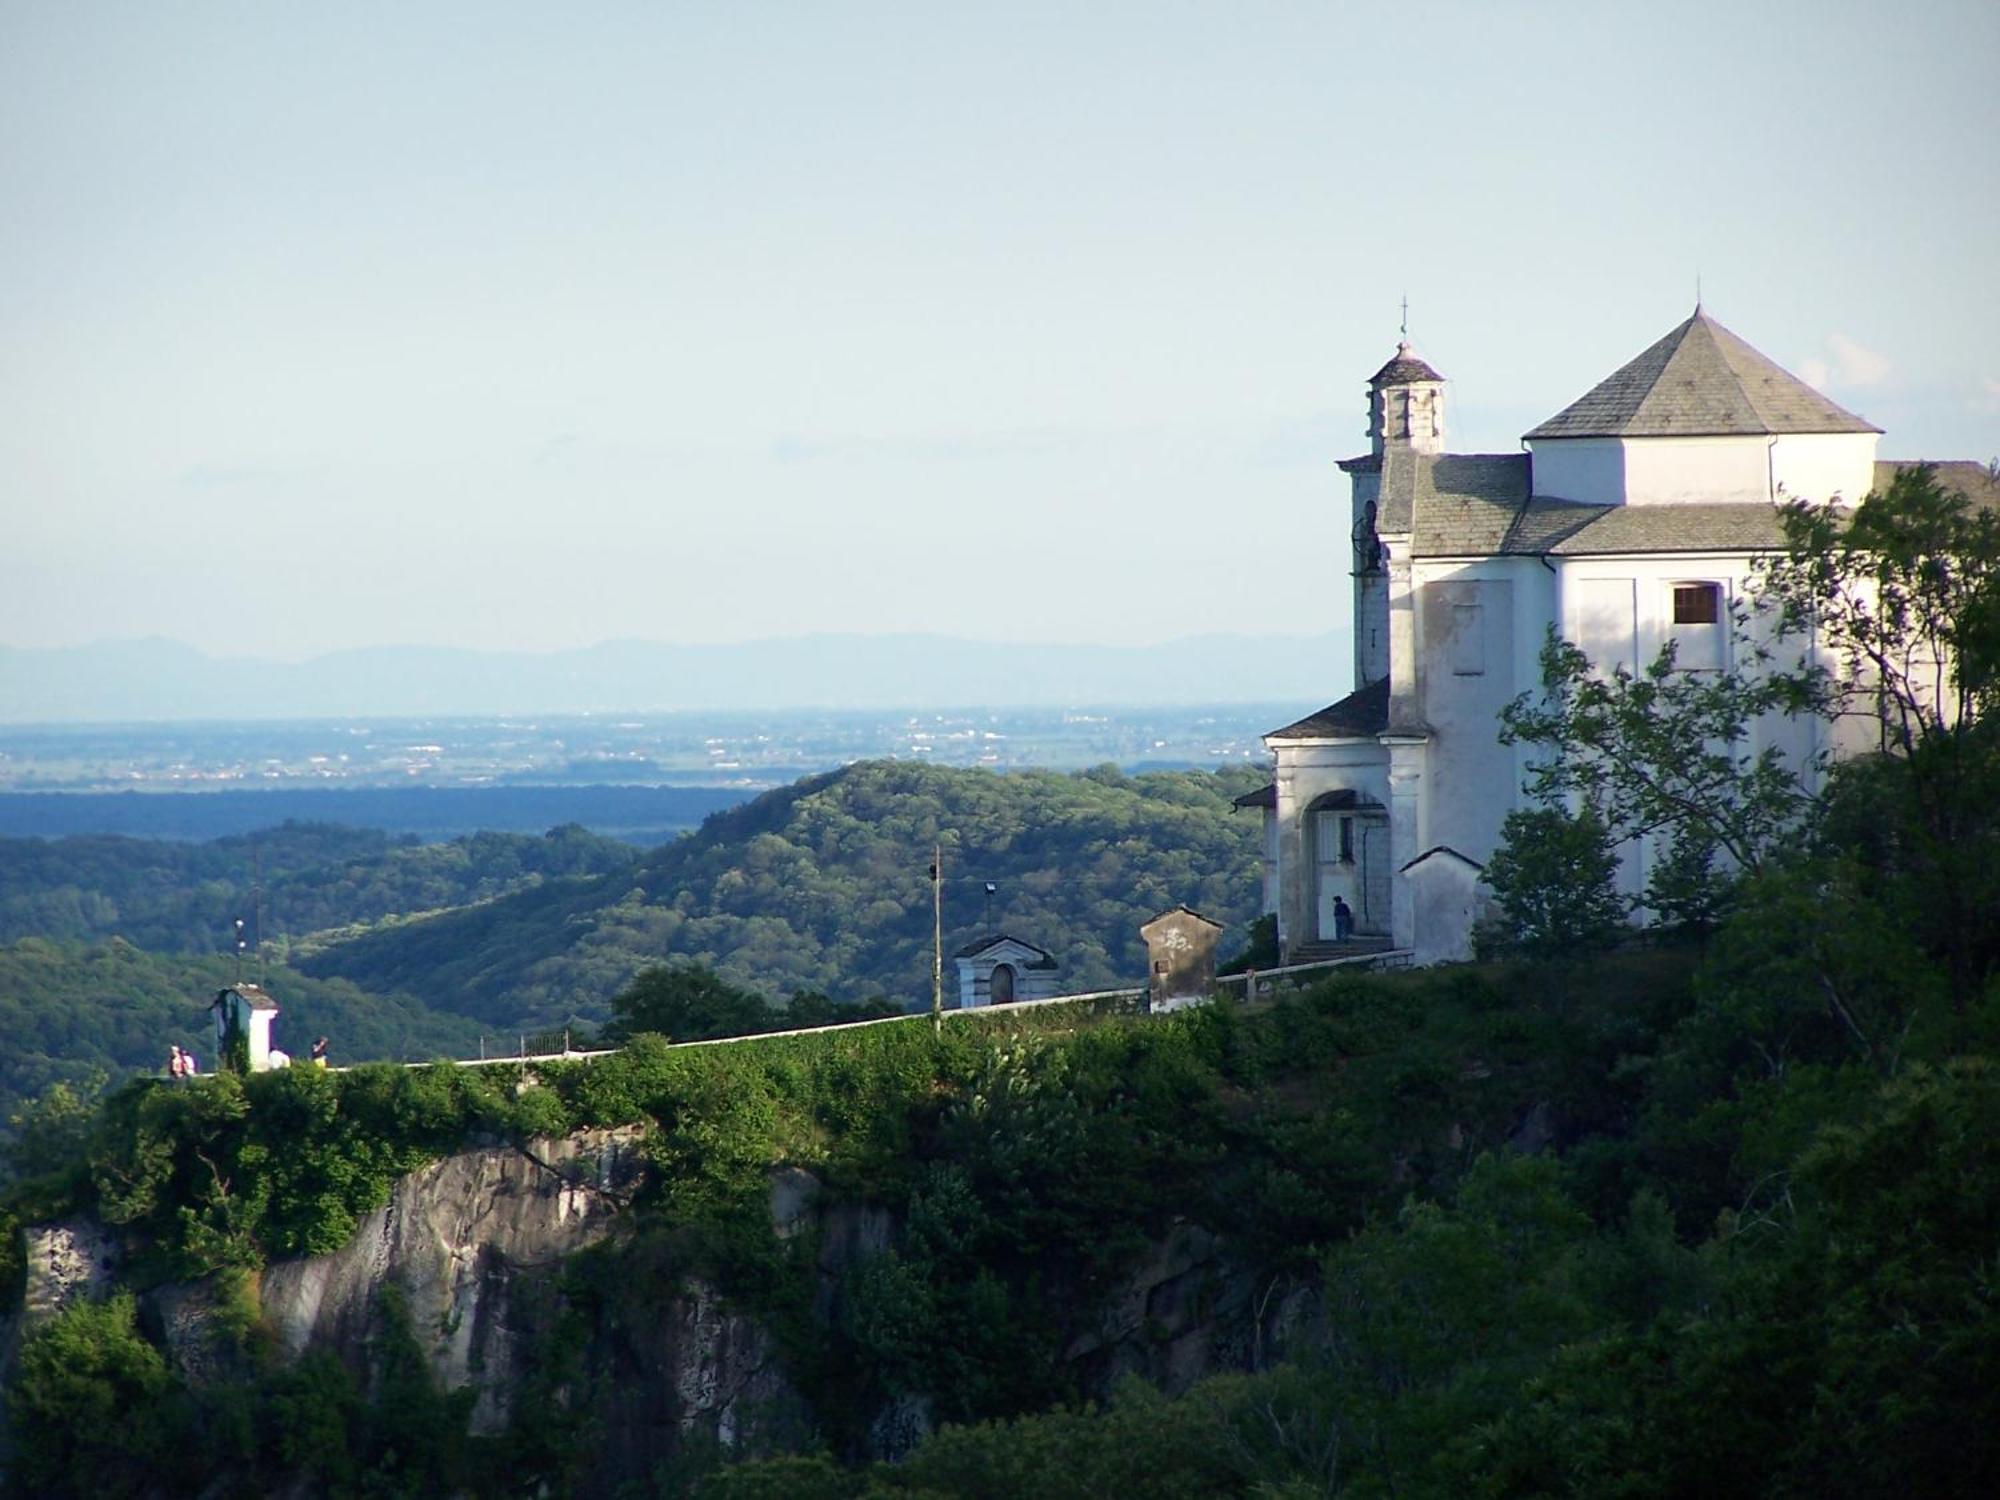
[253,846,266,985]
[931,843,943,1035]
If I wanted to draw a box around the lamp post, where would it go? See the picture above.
[931,844,943,1035]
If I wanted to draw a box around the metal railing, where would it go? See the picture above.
[337,953,1406,1073]
[1215,947,1414,1002]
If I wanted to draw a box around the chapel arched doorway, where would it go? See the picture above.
[1307,791,1391,941]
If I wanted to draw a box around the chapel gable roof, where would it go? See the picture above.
[951,934,1059,970]
[213,982,279,1012]
[1231,783,1277,810]
[1266,676,1390,742]
[1139,905,1224,936]
[1524,310,1880,441]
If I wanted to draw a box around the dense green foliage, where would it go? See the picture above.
[301,761,1268,1028]
[5,911,1995,1496]
[602,963,902,1043]
[0,820,636,956]
[1475,806,1626,958]
[0,940,486,1146]
[5,471,1996,1497]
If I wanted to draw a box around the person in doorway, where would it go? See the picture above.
[311,1037,329,1068]
[1332,895,1354,943]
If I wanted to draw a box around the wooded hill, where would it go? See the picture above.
[297,760,1269,1030]
[0,941,487,1133]
[0,821,639,955]
[0,763,1267,1127]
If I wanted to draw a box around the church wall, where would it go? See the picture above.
[1527,438,1626,506]
[1616,437,1774,504]
[1770,432,1879,506]
[1412,565,1524,870]
[1533,434,1879,508]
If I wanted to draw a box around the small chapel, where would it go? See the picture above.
[1248,308,1992,967]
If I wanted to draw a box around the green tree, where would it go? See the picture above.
[5,1294,178,1497]
[1477,805,1626,958]
[603,963,778,1042]
[1499,628,1827,882]
[1760,464,2000,1005]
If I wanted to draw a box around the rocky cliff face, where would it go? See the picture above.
[13,1129,1310,1485]
[258,1127,646,1434]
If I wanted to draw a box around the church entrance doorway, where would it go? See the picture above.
[989,963,1016,1004]
[1309,793,1391,942]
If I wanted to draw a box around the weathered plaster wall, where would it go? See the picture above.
[1414,566,1525,873]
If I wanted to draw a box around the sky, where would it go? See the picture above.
[3,0,1996,662]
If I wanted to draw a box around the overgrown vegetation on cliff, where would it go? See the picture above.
[5,470,1996,1497]
[5,949,1695,1495]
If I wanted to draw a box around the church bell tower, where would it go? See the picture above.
[1367,341,1446,457]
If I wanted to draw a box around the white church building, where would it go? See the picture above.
[1253,308,1981,966]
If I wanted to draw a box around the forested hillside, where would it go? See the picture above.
[0,940,485,1132]
[0,822,637,953]
[300,761,1269,1029]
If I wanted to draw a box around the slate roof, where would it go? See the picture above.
[1542,502,1790,555]
[1393,457,1999,559]
[1407,454,1532,553]
[1525,310,1880,440]
[1876,459,2000,513]
[951,934,1059,969]
[1400,845,1485,875]
[1370,341,1444,387]
[213,983,279,1011]
[1266,677,1390,741]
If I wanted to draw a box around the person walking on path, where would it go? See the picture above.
[168,1045,185,1079]
[311,1036,330,1068]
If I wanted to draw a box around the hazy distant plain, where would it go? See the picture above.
[0,704,1291,841]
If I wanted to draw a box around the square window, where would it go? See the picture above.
[1451,602,1485,675]
[1673,584,1720,625]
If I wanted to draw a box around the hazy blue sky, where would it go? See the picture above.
[4,1,1995,660]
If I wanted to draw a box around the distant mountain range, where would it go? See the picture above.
[0,631,1353,721]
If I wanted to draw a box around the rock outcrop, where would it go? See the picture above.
[257,1127,645,1433]
[18,1217,121,1330]
[12,1129,1310,1487]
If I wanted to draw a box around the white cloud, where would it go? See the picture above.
[1800,334,1891,393]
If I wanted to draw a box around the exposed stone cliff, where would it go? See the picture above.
[12,1128,1311,1486]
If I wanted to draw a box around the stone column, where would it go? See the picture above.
[1384,738,1428,952]
[1273,763,1306,959]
